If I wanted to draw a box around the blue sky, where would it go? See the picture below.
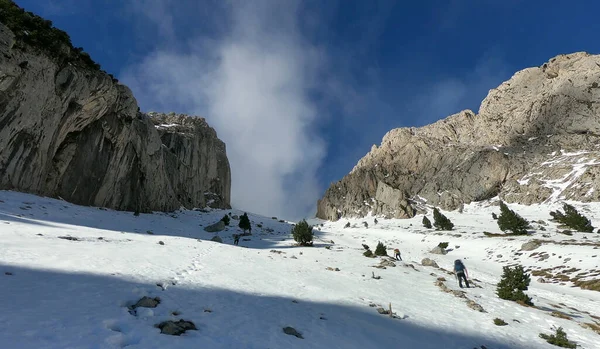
[14,0,600,219]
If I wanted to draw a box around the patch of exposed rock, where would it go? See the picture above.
[421,258,439,268]
[0,22,230,212]
[156,320,197,336]
[317,52,600,220]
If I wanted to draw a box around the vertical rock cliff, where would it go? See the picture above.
[0,13,230,211]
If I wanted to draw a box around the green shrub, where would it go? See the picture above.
[492,212,498,220]
[0,0,101,70]
[550,203,594,233]
[220,214,230,226]
[422,216,432,229]
[433,208,454,230]
[292,219,313,246]
[497,201,529,235]
[539,327,577,348]
[238,213,251,233]
[496,265,533,305]
[437,242,449,249]
[363,250,373,257]
[493,318,507,326]
[374,241,387,256]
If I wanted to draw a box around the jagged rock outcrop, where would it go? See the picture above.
[318,52,600,220]
[0,20,230,212]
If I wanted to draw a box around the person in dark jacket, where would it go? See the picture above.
[454,259,470,288]
[233,234,240,245]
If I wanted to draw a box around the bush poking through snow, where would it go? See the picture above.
[539,327,577,348]
[497,201,529,235]
[220,214,230,226]
[363,250,374,257]
[344,222,351,229]
[422,216,432,229]
[437,242,449,249]
[493,318,508,326]
[433,208,454,230]
[374,241,387,256]
[238,213,251,233]
[292,220,314,246]
[491,212,498,220]
[496,265,533,306]
[550,203,594,233]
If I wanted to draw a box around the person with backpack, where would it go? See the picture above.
[393,248,402,261]
[453,259,470,288]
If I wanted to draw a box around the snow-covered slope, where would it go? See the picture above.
[0,190,599,349]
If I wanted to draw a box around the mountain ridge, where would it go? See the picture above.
[318,52,600,221]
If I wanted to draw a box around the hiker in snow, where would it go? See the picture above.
[233,234,240,245]
[454,259,470,288]
[394,248,402,261]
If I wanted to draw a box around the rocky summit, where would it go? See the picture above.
[0,18,230,212]
[318,52,600,220]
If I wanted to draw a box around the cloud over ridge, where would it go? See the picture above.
[122,1,326,220]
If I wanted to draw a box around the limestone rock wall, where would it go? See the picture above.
[0,22,230,212]
[318,52,600,220]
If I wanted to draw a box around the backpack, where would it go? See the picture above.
[454,260,465,272]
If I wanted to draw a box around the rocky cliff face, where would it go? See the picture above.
[318,52,600,220]
[0,22,230,212]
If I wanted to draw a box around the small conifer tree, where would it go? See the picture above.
[496,265,533,305]
[491,212,498,220]
[433,208,454,230]
[422,216,432,229]
[539,327,577,348]
[363,250,374,257]
[550,203,594,233]
[497,201,529,235]
[374,241,387,256]
[292,219,313,246]
[220,214,230,226]
[238,213,251,233]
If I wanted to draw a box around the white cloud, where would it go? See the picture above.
[121,1,325,220]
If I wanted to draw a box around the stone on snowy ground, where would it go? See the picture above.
[132,296,161,309]
[204,220,226,232]
[156,320,197,336]
[466,299,486,313]
[282,326,303,339]
[430,246,447,255]
[521,240,542,251]
[210,236,223,243]
[421,258,439,268]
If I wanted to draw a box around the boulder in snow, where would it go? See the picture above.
[430,246,447,255]
[156,319,197,336]
[131,296,160,309]
[421,258,439,268]
[204,220,225,232]
[521,240,542,251]
[210,235,223,243]
[282,326,303,339]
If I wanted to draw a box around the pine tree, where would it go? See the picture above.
[497,201,529,235]
[220,214,230,226]
[292,219,313,246]
[539,327,577,348]
[496,265,533,305]
[433,208,454,230]
[550,203,594,233]
[238,213,251,233]
[374,241,387,256]
[422,216,432,229]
